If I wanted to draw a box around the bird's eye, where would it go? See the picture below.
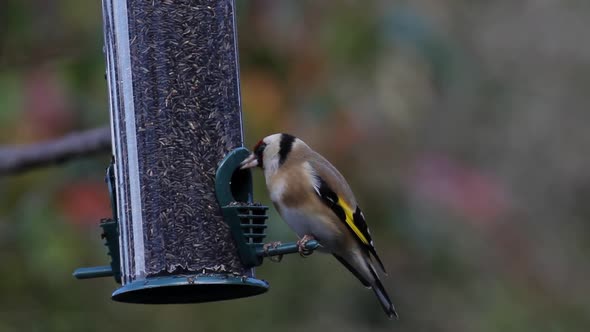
[254,142,266,158]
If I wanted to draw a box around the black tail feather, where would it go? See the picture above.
[333,253,398,319]
[368,247,387,275]
[371,275,398,319]
[333,254,370,287]
[368,263,398,319]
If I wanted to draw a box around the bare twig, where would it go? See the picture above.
[0,126,111,175]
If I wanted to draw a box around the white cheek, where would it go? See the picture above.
[263,157,280,180]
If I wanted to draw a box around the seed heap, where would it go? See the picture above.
[113,0,245,280]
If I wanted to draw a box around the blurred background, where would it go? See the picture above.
[1,0,589,331]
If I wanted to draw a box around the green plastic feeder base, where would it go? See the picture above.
[111,274,269,304]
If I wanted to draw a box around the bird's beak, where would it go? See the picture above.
[240,153,259,170]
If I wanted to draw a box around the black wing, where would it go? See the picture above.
[315,175,387,274]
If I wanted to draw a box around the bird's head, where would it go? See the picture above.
[240,133,300,172]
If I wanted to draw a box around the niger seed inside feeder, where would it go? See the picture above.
[110,0,246,281]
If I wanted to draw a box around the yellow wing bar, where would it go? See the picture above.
[338,199,369,245]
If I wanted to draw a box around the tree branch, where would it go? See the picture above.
[0,126,112,175]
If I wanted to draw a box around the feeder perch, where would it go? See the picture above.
[74,0,319,304]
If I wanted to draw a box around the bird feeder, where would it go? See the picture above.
[74,0,318,304]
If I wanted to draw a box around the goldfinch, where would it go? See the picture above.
[240,133,397,319]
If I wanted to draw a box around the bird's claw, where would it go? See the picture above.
[297,235,315,258]
[263,241,283,262]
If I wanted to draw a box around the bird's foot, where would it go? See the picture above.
[263,241,283,262]
[297,235,316,257]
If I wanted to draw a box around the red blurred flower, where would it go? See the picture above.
[56,180,111,227]
[407,153,510,226]
[22,67,74,141]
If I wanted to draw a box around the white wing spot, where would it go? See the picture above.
[304,162,321,196]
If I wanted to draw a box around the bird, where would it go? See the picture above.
[240,133,397,319]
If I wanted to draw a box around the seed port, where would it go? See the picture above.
[238,206,268,245]
[215,148,268,267]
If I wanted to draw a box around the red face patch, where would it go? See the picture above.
[252,139,267,168]
[253,139,264,151]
